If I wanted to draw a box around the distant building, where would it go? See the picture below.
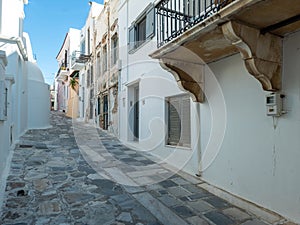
[50,85,56,110]
[0,0,50,208]
[55,28,81,118]
[94,0,120,135]
[73,2,103,122]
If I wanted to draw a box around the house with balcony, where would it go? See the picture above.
[55,28,81,118]
[118,0,201,183]
[93,0,120,135]
[75,2,103,122]
[0,0,50,208]
[147,0,300,223]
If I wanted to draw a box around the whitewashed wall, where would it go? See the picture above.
[118,0,201,175]
[0,0,50,209]
[200,31,300,223]
[27,62,50,129]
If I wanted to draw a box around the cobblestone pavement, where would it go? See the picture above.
[0,112,287,225]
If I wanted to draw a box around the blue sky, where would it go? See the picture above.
[24,0,104,85]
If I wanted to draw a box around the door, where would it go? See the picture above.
[103,95,108,130]
[133,86,139,141]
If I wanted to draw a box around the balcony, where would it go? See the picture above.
[151,0,300,102]
[56,65,69,81]
[71,51,90,70]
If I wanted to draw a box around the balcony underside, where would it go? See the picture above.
[56,72,68,81]
[151,0,300,102]
[71,62,85,71]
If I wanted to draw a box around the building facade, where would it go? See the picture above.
[118,0,200,177]
[94,0,120,135]
[75,2,103,122]
[150,0,300,223]
[55,28,81,118]
[0,0,50,208]
[73,0,120,136]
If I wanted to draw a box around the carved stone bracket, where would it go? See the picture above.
[222,21,282,91]
[160,58,205,103]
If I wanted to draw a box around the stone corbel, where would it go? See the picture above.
[159,58,205,103]
[222,21,282,91]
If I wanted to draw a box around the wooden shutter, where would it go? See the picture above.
[180,95,191,147]
[167,94,191,147]
[168,96,181,145]
[146,5,155,39]
[128,25,135,51]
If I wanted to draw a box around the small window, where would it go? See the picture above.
[0,81,8,121]
[81,40,86,54]
[137,17,147,47]
[90,65,94,85]
[4,87,8,117]
[128,4,155,52]
[103,45,107,72]
[166,94,191,147]
[87,69,90,87]
[111,37,119,65]
[87,28,91,55]
[96,52,101,77]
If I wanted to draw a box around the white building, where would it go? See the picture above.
[93,0,120,135]
[74,2,103,122]
[0,0,50,207]
[119,0,300,223]
[55,28,81,118]
[118,0,200,178]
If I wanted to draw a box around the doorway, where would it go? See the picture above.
[133,86,139,141]
[103,94,108,130]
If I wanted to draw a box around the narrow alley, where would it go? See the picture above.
[0,112,282,225]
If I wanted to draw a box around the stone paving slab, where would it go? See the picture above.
[0,112,292,225]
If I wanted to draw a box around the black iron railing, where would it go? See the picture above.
[71,51,90,65]
[156,0,235,48]
[56,61,69,78]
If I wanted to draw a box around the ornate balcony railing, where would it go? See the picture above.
[156,0,235,48]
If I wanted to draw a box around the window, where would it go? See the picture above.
[137,17,147,47]
[87,28,91,55]
[80,40,86,54]
[87,69,90,87]
[90,65,94,85]
[0,81,8,121]
[96,52,101,77]
[166,94,191,147]
[111,36,119,65]
[103,45,107,72]
[128,4,155,52]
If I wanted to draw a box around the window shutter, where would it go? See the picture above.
[167,94,191,147]
[128,25,135,51]
[180,95,191,147]
[146,5,155,39]
[168,97,181,145]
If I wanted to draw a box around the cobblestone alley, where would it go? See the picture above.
[0,112,288,225]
